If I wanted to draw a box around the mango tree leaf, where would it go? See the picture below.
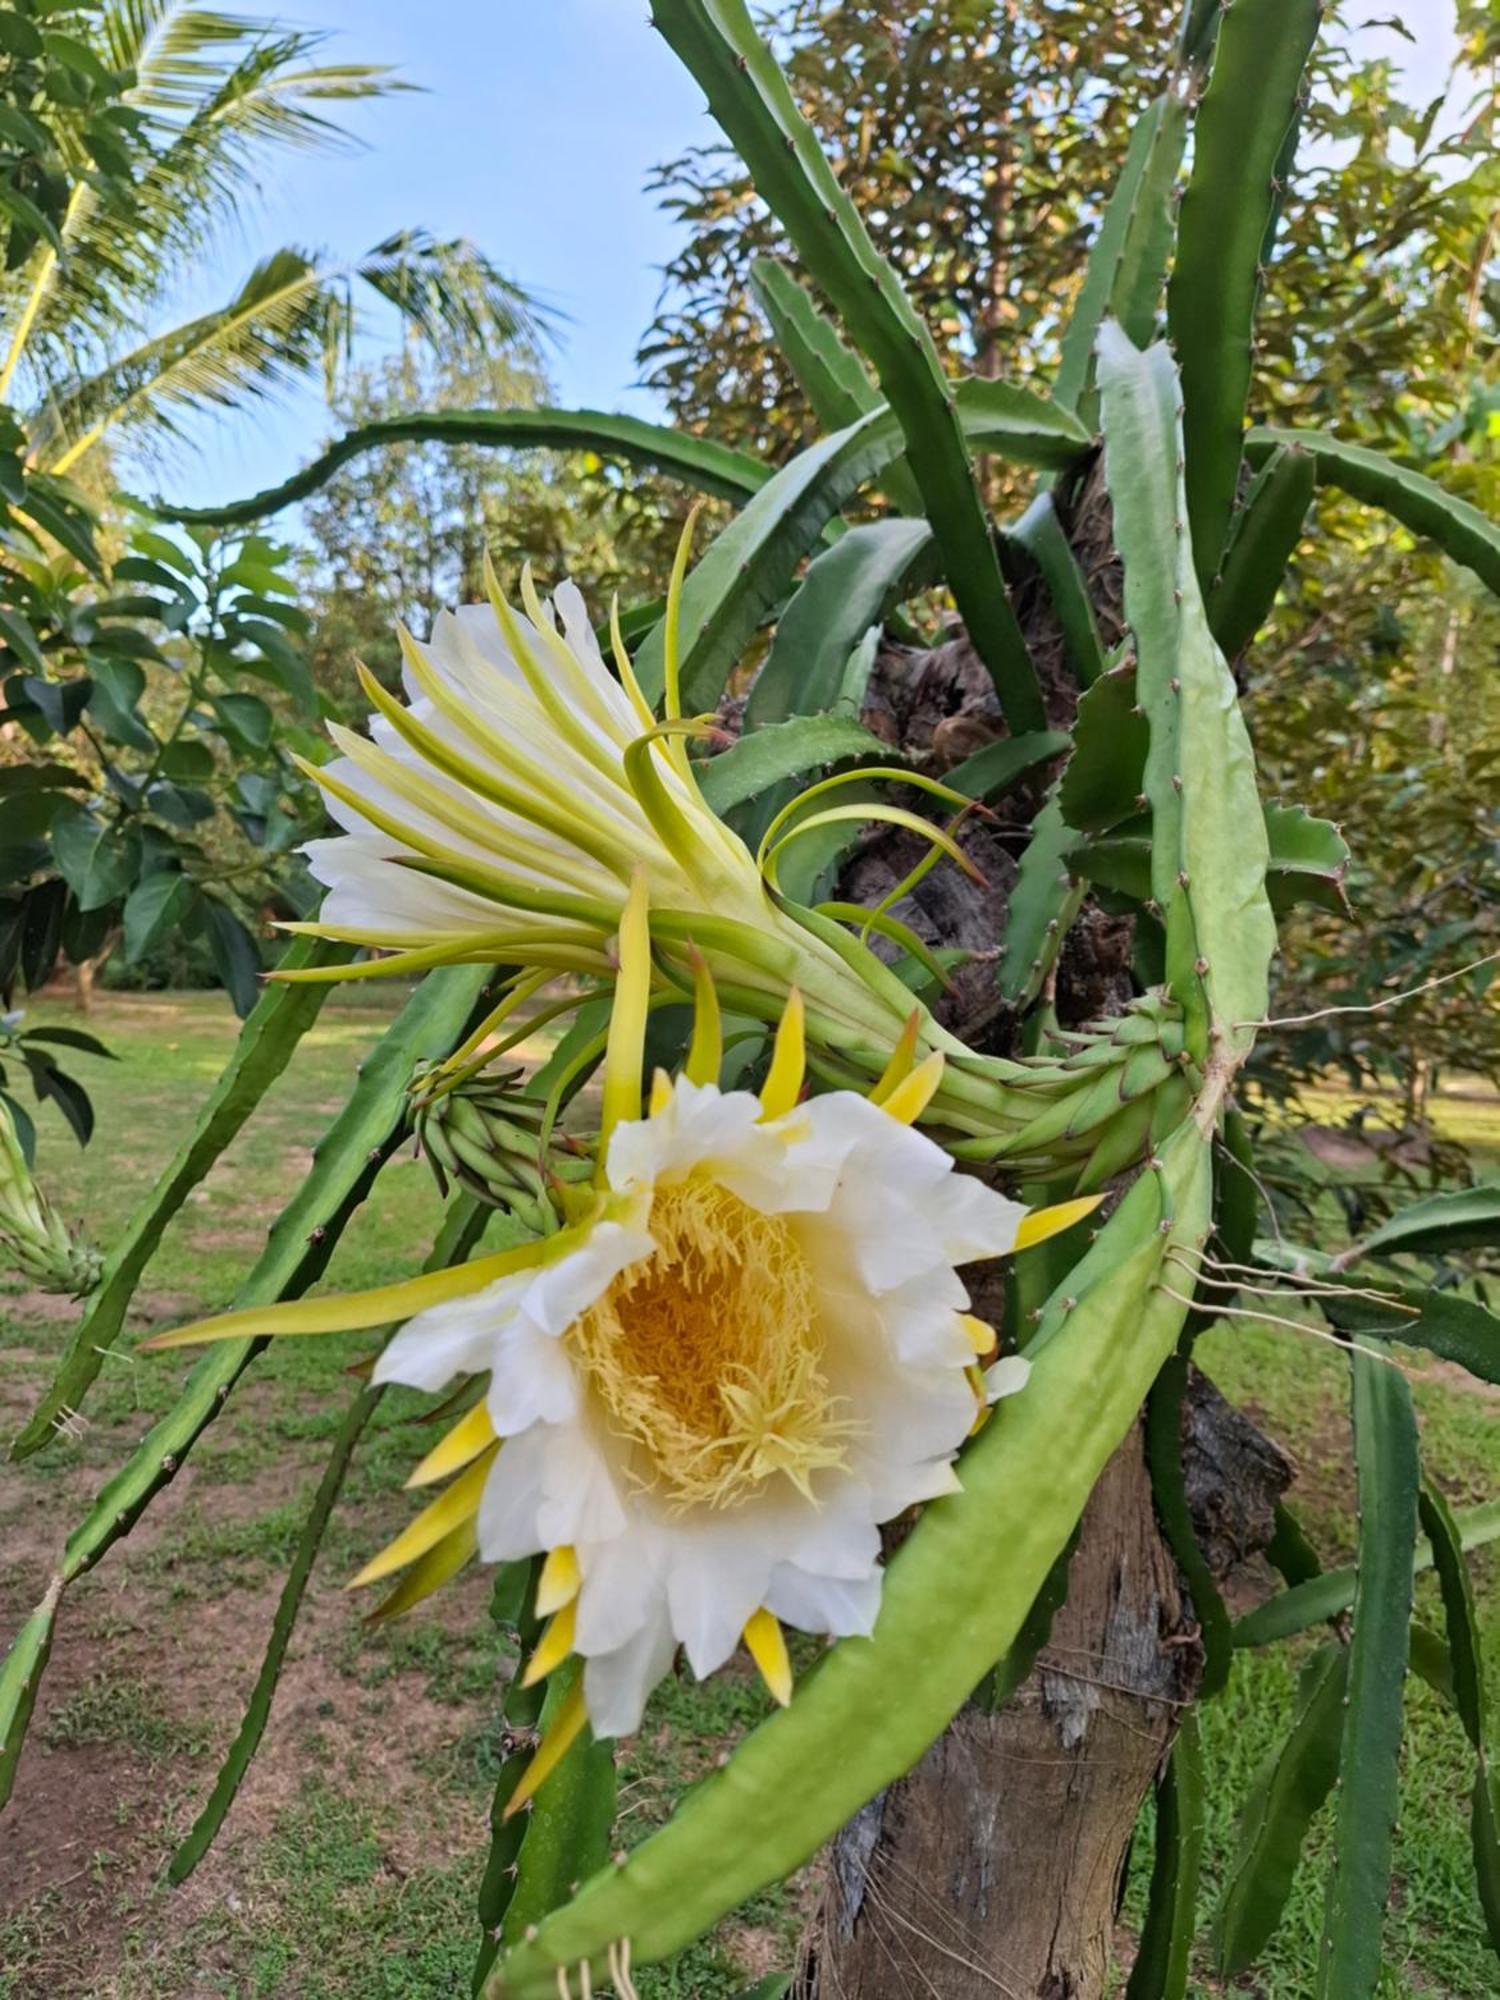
[123,871,197,964]
[203,900,262,1016]
[50,807,131,911]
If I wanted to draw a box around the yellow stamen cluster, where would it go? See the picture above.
[569,1176,857,1509]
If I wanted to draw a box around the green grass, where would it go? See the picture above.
[1,990,1496,1998]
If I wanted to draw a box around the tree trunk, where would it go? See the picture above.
[798,1376,1289,1998]
[71,931,116,1014]
[800,1429,1192,2000]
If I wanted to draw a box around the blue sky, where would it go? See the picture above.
[158,0,1460,515]
[161,1,712,507]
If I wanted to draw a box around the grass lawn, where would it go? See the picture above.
[1,991,1496,1998]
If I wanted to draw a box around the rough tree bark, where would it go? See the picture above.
[779,461,1291,1997]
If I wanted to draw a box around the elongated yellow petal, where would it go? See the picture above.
[1013,1193,1104,1252]
[521,1601,578,1688]
[959,1313,996,1357]
[867,1009,922,1106]
[350,1445,498,1588]
[877,1049,945,1126]
[759,988,806,1120]
[757,762,978,863]
[648,1067,673,1116]
[662,505,702,738]
[743,1608,793,1707]
[684,946,723,1087]
[764,804,982,894]
[141,1229,579,1351]
[598,867,651,1178]
[405,1399,497,1489]
[503,1677,588,1820]
[535,1544,581,1618]
[608,593,659,731]
[365,1515,478,1624]
[356,662,626,892]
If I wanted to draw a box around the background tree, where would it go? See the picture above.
[300,337,703,701]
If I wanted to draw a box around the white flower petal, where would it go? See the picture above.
[664,1528,774,1680]
[535,1422,628,1548]
[984,1354,1032,1403]
[486,1320,580,1432]
[519,1215,654,1337]
[584,1604,678,1738]
[765,1564,882,1639]
[476,1425,552,1562]
[372,1287,505,1393]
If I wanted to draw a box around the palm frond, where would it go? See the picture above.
[2,3,414,381]
[31,236,550,474]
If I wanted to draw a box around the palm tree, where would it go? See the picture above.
[0,2,543,476]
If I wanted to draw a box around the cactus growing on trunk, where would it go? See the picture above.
[4,2,1499,1995]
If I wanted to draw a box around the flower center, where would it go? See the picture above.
[570,1177,855,1510]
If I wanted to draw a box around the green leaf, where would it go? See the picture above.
[649,0,1048,731]
[50,807,131,911]
[25,1053,93,1145]
[122,870,196,965]
[158,738,216,782]
[1059,660,1149,832]
[1208,445,1316,656]
[1054,92,1188,422]
[1247,427,1500,598]
[1146,1354,1232,1698]
[15,479,102,575]
[1096,324,1276,1056]
[10,936,353,1463]
[1359,1182,1500,1259]
[1234,1499,1500,1650]
[20,1027,115,1061]
[86,655,156,752]
[0,605,46,674]
[226,617,315,718]
[203,900,262,1016]
[1314,1339,1419,2000]
[168,1196,492,1883]
[110,554,186,593]
[1165,0,1323,585]
[156,408,771,527]
[1214,1642,1348,1974]
[1126,1708,1205,2000]
[16,672,92,736]
[698,715,892,815]
[210,690,273,752]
